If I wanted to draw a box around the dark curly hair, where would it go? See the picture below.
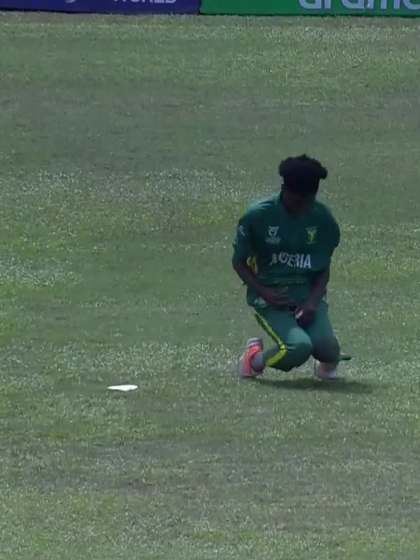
[279,154,328,195]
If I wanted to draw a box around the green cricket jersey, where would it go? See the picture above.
[232,194,340,308]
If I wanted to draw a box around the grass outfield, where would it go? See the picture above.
[1,11,420,559]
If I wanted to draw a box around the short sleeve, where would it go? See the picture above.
[232,212,254,264]
[328,214,340,255]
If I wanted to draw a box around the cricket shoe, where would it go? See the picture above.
[313,359,339,381]
[238,338,264,379]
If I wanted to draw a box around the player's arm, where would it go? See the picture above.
[231,217,263,295]
[305,213,340,307]
[307,267,330,308]
[296,216,340,326]
[232,260,291,309]
[232,217,291,309]
[295,267,330,327]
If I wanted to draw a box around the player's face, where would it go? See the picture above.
[282,188,315,216]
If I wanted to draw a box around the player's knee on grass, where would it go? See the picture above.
[269,339,313,372]
[312,336,340,364]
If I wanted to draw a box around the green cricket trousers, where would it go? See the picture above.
[255,301,340,372]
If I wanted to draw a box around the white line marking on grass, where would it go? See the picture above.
[107,384,138,392]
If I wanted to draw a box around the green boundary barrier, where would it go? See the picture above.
[200,0,420,16]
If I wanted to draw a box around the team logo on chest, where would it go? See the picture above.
[306,226,318,245]
[265,226,282,245]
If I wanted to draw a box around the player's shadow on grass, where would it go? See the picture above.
[253,377,373,394]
